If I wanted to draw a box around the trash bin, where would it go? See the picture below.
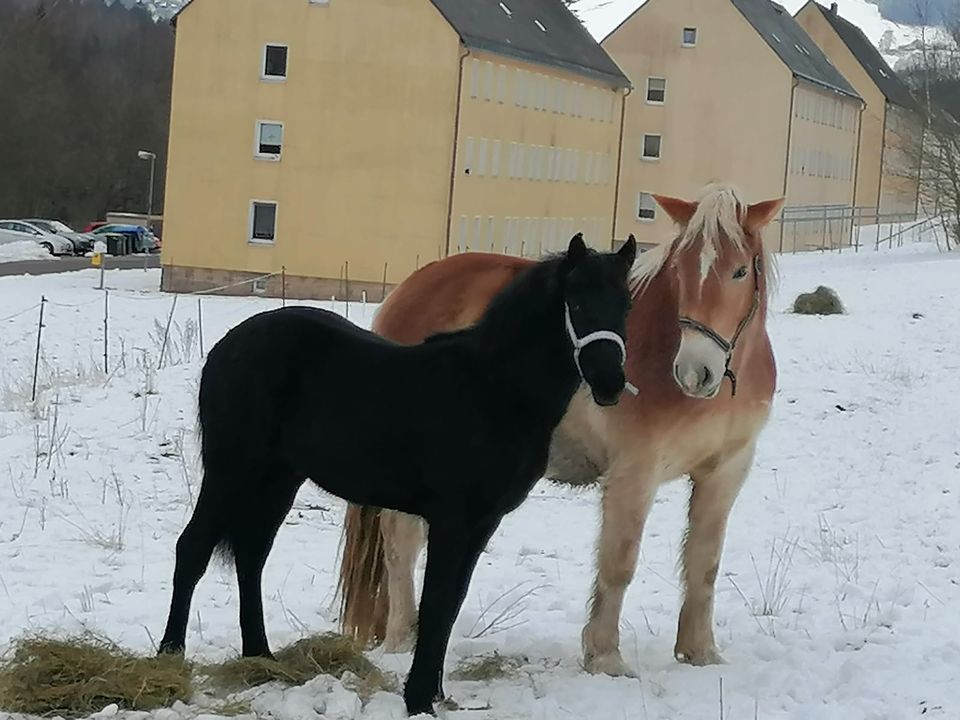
[104,233,129,256]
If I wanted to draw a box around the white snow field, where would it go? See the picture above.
[0,231,958,720]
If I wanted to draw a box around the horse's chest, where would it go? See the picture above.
[657,406,770,478]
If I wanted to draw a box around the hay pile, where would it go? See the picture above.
[0,634,191,717]
[0,632,395,717]
[200,633,396,698]
[793,286,845,315]
[449,652,527,682]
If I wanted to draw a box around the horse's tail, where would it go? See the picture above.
[336,504,389,646]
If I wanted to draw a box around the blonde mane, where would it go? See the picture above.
[629,183,776,298]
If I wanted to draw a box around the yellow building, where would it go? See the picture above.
[795,1,922,219]
[602,0,865,252]
[160,0,629,298]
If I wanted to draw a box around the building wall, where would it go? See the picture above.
[449,52,624,256]
[880,103,922,216]
[780,82,862,251]
[795,3,885,212]
[603,0,795,246]
[161,0,462,293]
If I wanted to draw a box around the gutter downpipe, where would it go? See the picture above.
[444,45,471,258]
[610,84,633,251]
[780,77,799,253]
[851,97,866,250]
[876,100,889,223]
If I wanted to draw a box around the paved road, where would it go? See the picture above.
[0,254,161,277]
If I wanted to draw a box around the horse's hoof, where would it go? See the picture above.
[583,652,637,678]
[674,647,724,666]
[157,640,184,656]
[404,699,437,717]
[242,648,276,661]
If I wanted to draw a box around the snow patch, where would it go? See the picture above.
[0,240,55,264]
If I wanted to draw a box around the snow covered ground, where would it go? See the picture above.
[0,241,56,264]
[0,233,959,720]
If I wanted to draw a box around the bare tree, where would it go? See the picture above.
[900,2,960,248]
[0,0,174,226]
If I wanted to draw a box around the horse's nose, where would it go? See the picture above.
[701,365,713,391]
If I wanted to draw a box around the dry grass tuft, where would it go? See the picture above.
[0,633,192,718]
[200,633,396,699]
[449,652,527,682]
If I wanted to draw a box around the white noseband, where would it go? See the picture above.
[565,303,639,396]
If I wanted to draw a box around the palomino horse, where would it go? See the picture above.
[337,184,783,675]
[158,236,636,715]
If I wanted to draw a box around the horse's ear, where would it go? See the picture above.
[566,233,587,264]
[617,234,637,270]
[653,195,697,226]
[744,197,785,234]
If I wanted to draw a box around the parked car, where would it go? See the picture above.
[91,223,161,253]
[0,220,75,256]
[84,221,108,233]
[22,219,95,255]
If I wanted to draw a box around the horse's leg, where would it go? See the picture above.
[231,475,302,658]
[158,483,225,654]
[582,460,656,677]
[381,510,426,653]
[404,518,497,716]
[675,442,754,666]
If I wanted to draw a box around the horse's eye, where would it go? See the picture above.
[733,266,748,280]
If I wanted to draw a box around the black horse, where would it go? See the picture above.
[158,234,637,716]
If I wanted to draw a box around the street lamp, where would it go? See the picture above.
[137,149,157,231]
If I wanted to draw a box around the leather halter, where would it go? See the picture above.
[677,254,763,398]
[565,303,639,396]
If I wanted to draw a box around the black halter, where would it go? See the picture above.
[677,254,763,398]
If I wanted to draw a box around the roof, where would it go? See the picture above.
[730,0,861,100]
[429,0,630,88]
[809,2,919,111]
[172,0,629,88]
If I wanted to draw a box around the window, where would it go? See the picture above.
[463,136,475,174]
[638,193,656,221]
[250,201,278,243]
[491,140,502,177]
[515,69,526,107]
[255,121,283,158]
[263,44,288,79]
[593,154,605,184]
[484,62,495,100]
[682,27,697,47]
[642,134,662,160]
[646,77,666,104]
[470,59,480,98]
[457,215,467,252]
[476,138,489,177]
[252,278,268,294]
[497,65,508,103]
